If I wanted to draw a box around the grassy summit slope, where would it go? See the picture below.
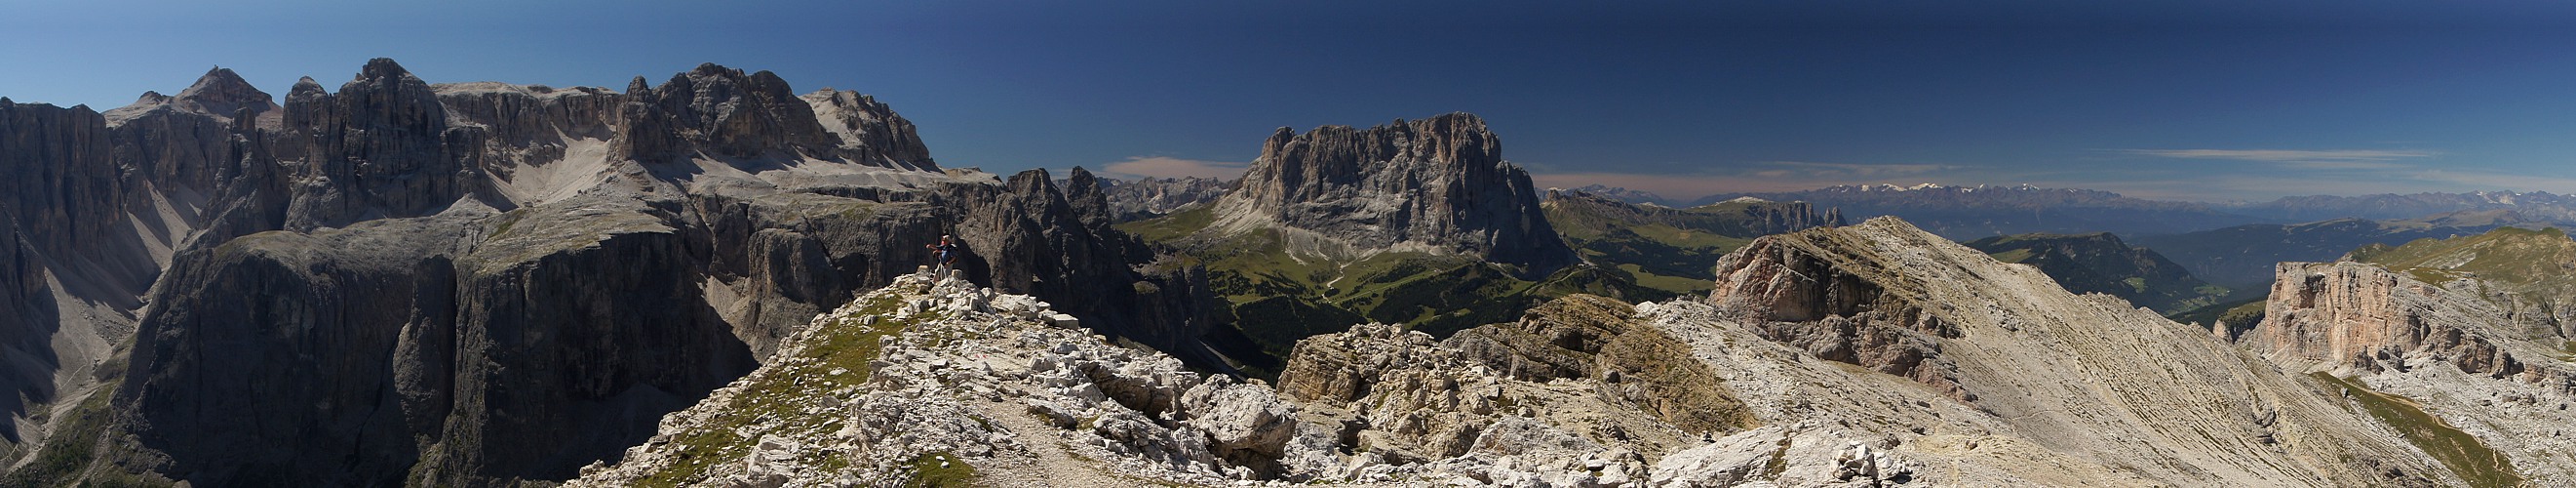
[2348,226,2576,296]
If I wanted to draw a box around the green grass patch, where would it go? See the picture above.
[1987,248,2036,264]
[904,452,979,487]
[2352,226,2576,302]
[634,294,922,487]
[1617,264,1715,296]
[2310,372,2520,488]
[1113,205,1217,243]
[488,208,530,239]
[0,383,138,488]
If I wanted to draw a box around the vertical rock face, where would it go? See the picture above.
[2255,262,2531,378]
[2248,255,2576,484]
[0,220,55,444]
[119,219,472,486]
[1210,113,1574,272]
[1704,219,1965,398]
[276,59,477,229]
[0,101,124,259]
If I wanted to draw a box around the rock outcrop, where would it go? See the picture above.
[1206,113,1575,273]
[2257,262,2535,378]
[2249,259,2576,484]
[568,270,1336,487]
[275,59,482,229]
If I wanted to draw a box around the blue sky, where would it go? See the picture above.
[8,1,2576,201]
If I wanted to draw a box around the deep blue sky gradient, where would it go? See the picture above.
[8,1,2576,201]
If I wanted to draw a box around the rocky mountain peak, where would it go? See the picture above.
[173,66,275,119]
[1212,112,1574,272]
[102,66,281,125]
[800,87,935,169]
[636,62,835,159]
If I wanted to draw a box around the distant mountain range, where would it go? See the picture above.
[2223,190,2576,223]
[2130,210,2544,289]
[1557,184,1679,206]
[1698,183,2261,239]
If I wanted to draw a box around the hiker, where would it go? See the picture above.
[925,234,959,273]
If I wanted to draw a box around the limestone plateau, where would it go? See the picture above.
[3,59,2571,488]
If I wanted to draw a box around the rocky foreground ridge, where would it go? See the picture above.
[572,217,2528,487]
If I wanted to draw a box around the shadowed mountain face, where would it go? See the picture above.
[0,60,1218,487]
[1963,232,2228,314]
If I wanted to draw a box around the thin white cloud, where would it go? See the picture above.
[1099,156,1248,180]
[2112,148,2434,170]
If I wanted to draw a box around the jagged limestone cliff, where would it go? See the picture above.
[0,60,1222,487]
[2247,227,2576,486]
